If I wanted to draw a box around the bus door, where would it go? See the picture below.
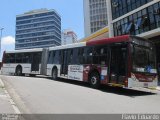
[109,44,128,85]
[31,52,42,72]
[61,50,68,75]
[61,49,73,76]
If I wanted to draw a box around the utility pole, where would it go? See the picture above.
[0,28,4,60]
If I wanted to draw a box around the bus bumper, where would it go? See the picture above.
[128,78,158,88]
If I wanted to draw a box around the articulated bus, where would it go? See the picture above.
[1,35,158,89]
[1,48,48,76]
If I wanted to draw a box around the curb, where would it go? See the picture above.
[0,78,21,114]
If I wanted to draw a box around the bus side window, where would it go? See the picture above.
[37,52,42,63]
[58,50,61,63]
[158,63,160,73]
[72,48,79,64]
[92,47,100,64]
[10,54,15,63]
[68,49,73,65]
[78,48,85,64]
[53,50,61,64]
[23,53,31,63]
[119,47,127,76]
[53,51,57,64]
[48,51,53,64]
[15,53,23,63]
[52,51,56,64]
[5,54,10,63]
[92,46,108,65]
[86,47,93,64]
[100,47,108,65]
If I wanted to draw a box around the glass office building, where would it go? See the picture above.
[15,9,61,50]
[111,0,153,20]
[111,0,160,37]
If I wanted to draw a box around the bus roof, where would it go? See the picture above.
[5,35,149,53]
[86,35,130,46]
[49,42,86,51]
[49,35,130,51]
[5,48,43,54]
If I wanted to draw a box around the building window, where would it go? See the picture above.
[111,0,153,19]
[113,2,160,37]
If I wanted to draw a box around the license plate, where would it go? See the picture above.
[144,83,148,87]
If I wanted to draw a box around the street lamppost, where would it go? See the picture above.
[0,28,4,60]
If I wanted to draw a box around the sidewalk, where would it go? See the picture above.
[0,79,15,113]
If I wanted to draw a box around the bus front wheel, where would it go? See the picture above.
[89,72,100,89]
[52,68,58,80]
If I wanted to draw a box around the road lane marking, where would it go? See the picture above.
[0,79,4,87]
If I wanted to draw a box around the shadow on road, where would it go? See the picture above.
[6,75,156,97]
[100,86,156,97]
[40,76,156,97]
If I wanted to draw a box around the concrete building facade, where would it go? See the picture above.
[83,0,108,36]
[15,9,61,50]
[61,29,78,45]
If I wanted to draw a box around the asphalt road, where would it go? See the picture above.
[1,75,160,114]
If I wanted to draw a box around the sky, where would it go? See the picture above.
[0,0,84,59]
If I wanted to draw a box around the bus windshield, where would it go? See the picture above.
[132,44,157,74]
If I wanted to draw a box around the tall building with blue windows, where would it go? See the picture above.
[15,9,61,50]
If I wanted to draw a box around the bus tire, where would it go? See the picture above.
[89,72,100,89]
[52,68,58,80]
[16,66,22,76]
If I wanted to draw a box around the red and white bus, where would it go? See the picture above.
[47,35,158,88]
[1,35,158,89]
[1,48,48,76]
